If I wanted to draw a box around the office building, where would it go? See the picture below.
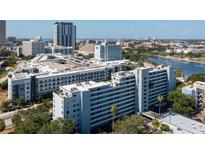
[0,20,6,47]
[94,42,122,61]
[54,22,76,49]
[8,54,129,102]
[53,71,137,133]
[22,37,45,56]
[136,66,176,113]
[53,65,176,133]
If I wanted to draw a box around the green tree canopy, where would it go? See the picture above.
[39,118,75,134]
[152,119,160,128]
[16,97,25,109]
[168,89,196,115]
[189,73,205,82]
[12,101,75,134]
[0,119,5,132]
[0,79,8,90]
[113,115,148,134]
[0,100,12,112]
[160,124,171,132]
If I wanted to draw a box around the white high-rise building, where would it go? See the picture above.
[53,22,76,49]
[136,66,176,113]
[53,71,137,133]
[94,42,122,61]
[53,66,176,133]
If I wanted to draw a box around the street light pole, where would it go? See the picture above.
[168,108,172,124]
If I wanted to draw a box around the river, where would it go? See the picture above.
[147,56,205,76]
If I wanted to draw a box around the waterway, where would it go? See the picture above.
[147,56,205,76]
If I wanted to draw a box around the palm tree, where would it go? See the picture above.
[157,95,164,118]
[111,105,118,132]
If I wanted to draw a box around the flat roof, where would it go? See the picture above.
[160,113,205,134]
[61,81,109,92]
[11,54,130,80]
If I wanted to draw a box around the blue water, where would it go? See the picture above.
[147,56,205,76]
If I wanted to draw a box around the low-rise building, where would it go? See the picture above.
[78,43,95,56]
[182,81,205,107]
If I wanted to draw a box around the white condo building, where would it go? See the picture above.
[53,66,176,133]
[94,42,122,61]
[53,71,137,133]
[8,54,128,102]
[136,66,176,112]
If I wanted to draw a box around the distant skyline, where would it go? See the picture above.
[6,20,205,40]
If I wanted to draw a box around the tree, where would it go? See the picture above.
[157,95,164,118]
[12,108,52,134]
[0,79,8,90]
[12,101,75,134]
[111,105,118,131]
[168,89,196,115]
[0,119,5,132]
[37,99,52,113]
[189,73,205,82]
[39,118,75,134]
[16,97,25,109]
[113,115,148,134]
[160,123,171,132]
[152,119,160,128]
[0,100,12,112]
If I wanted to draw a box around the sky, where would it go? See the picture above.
[5,20,205,39]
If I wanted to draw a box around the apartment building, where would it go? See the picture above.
[8,54,128,102]
[53,66,176,133]
[136,66,176,112]
[94,42,122,61]
[53,71,137,133]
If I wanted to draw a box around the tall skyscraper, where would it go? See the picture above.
[53,22,76,49]
[0,20,6,47]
